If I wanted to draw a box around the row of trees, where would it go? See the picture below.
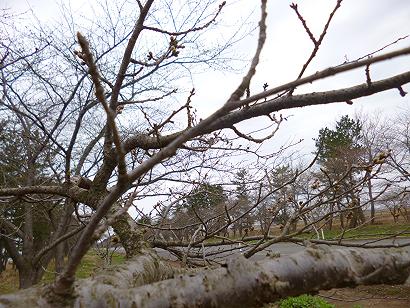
[0,0,410,306]
[154,111,409,244]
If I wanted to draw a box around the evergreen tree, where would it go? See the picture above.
[231,169,255,237]
[314,115,365,228]
[232,168,251,201]
[185,183,225,210]
[315,115,363,166]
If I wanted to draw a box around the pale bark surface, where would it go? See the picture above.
[1,247,409,307]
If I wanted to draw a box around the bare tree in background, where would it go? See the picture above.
[358,110,410,223]
[386,108,410,182]
[1,0,410,306]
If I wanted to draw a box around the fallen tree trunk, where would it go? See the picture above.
[1,246,409,307]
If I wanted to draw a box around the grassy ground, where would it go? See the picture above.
[0,250,125,295]
[208,222,410,243]
[303,223,410,240]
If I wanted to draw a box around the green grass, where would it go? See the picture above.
[201,223,410,248]
[211,223,410,244]
[0,250,125,295]
[305,223,410,240]
[278,294,334,308]
[110,251,126,265]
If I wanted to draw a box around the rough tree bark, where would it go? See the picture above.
[0,246,409,307]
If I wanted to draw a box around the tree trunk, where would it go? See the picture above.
[367,175,376,224]
[18,263,44,289]
[0,239,8,273]
[347,195,365,229]
[358,206,366,224]
[338,203,345,229]
[55,244,65,277]
[348,207,366,228]
[327,203,334,230]
[1,247,409,307]
[110,204,146,257]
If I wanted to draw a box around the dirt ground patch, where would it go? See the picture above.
[319,284,410,307]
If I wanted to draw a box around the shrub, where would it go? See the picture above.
[279,294,334,308]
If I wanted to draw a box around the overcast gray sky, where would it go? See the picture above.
[3,0,410,157]
[2,0,410,215]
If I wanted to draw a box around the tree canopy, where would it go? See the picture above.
[0,0,410,306]
[315,115,363,164]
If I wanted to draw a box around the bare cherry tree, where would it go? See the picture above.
[1,0,410,306]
